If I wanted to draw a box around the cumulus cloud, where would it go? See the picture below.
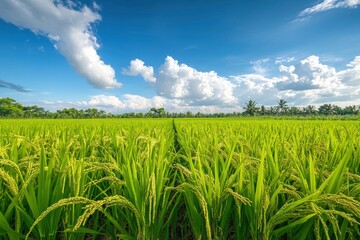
[232,74,276,93]
[337,56,360,86]
[276,66,315,91]
[122,54,360,109]
[297,56,343,89]
[78,95,125,108]
[299,0,360,17]
[0,0,121,89]
[157,56,237,105]
[122,94,153,110]
[125,56,238,106]
[76,94,170,112]
[231,74,279,105]
[230,55,360,106]
[0,79,31,92]
[275,55,344,92]
[123,59,156,83]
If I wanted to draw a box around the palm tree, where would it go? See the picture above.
[304,105,317,115]
[277,99,288,114]
[259,105,267,115]
[333,105,343,115]
[269,106,276,115]
[343,105,358,115]
[289,106,300,115]
[243,100,259,116]
[318,104,335,115]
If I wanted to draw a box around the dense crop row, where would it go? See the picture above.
[0,119,359,239]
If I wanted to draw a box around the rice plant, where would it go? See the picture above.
[0,119,359,239]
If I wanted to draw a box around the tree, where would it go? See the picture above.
[277,99,288,114]
[269,106,276,115]
[148,108,166,118]
[343,105,359,115]
[288,106,301,116]
[185,111,193,118]
[318,104,335,115]
[84,108,101,118]
[333,105,343,115]
[260,105,267,116]
[195,112,205,118]
[0,98,23,117]
[304,105,317,115]
[23,105,46,118]
[57,108,82,118]
[243,100,259,116]
[157,108,166,117]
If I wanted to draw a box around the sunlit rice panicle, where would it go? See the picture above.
[26,197,95,240]
[0,168,18,196]
[0,159,22,179]
[224,188,251,206]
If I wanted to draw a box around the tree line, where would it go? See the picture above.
[242,99,360,116]
[0,97,359,119]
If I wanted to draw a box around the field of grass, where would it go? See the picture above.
[0,119,359,239]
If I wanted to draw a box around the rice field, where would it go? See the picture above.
[0,119,359,240]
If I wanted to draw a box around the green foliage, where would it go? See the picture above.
[0,98,22,117]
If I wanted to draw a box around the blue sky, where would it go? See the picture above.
[1,0,360,113]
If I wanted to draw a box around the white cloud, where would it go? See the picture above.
[79,95,125,108]
[275,57,295,64]
[299,0,360,17]
[122,94,153,110]
[0,0,121,89]
[122,55,360,108]
[155,56,238,105]
[251,58,270,74]
[232,74,276,92]
[297,55,343,90]
[230,55,360,106]
[92,2,101,11]
[77,94,171,112]
[338,56,360,86]
[275,55,344,92]
[124,56,238,106]
[231,74,279,105]
[123,59,156,83]
[276,65,315,91]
